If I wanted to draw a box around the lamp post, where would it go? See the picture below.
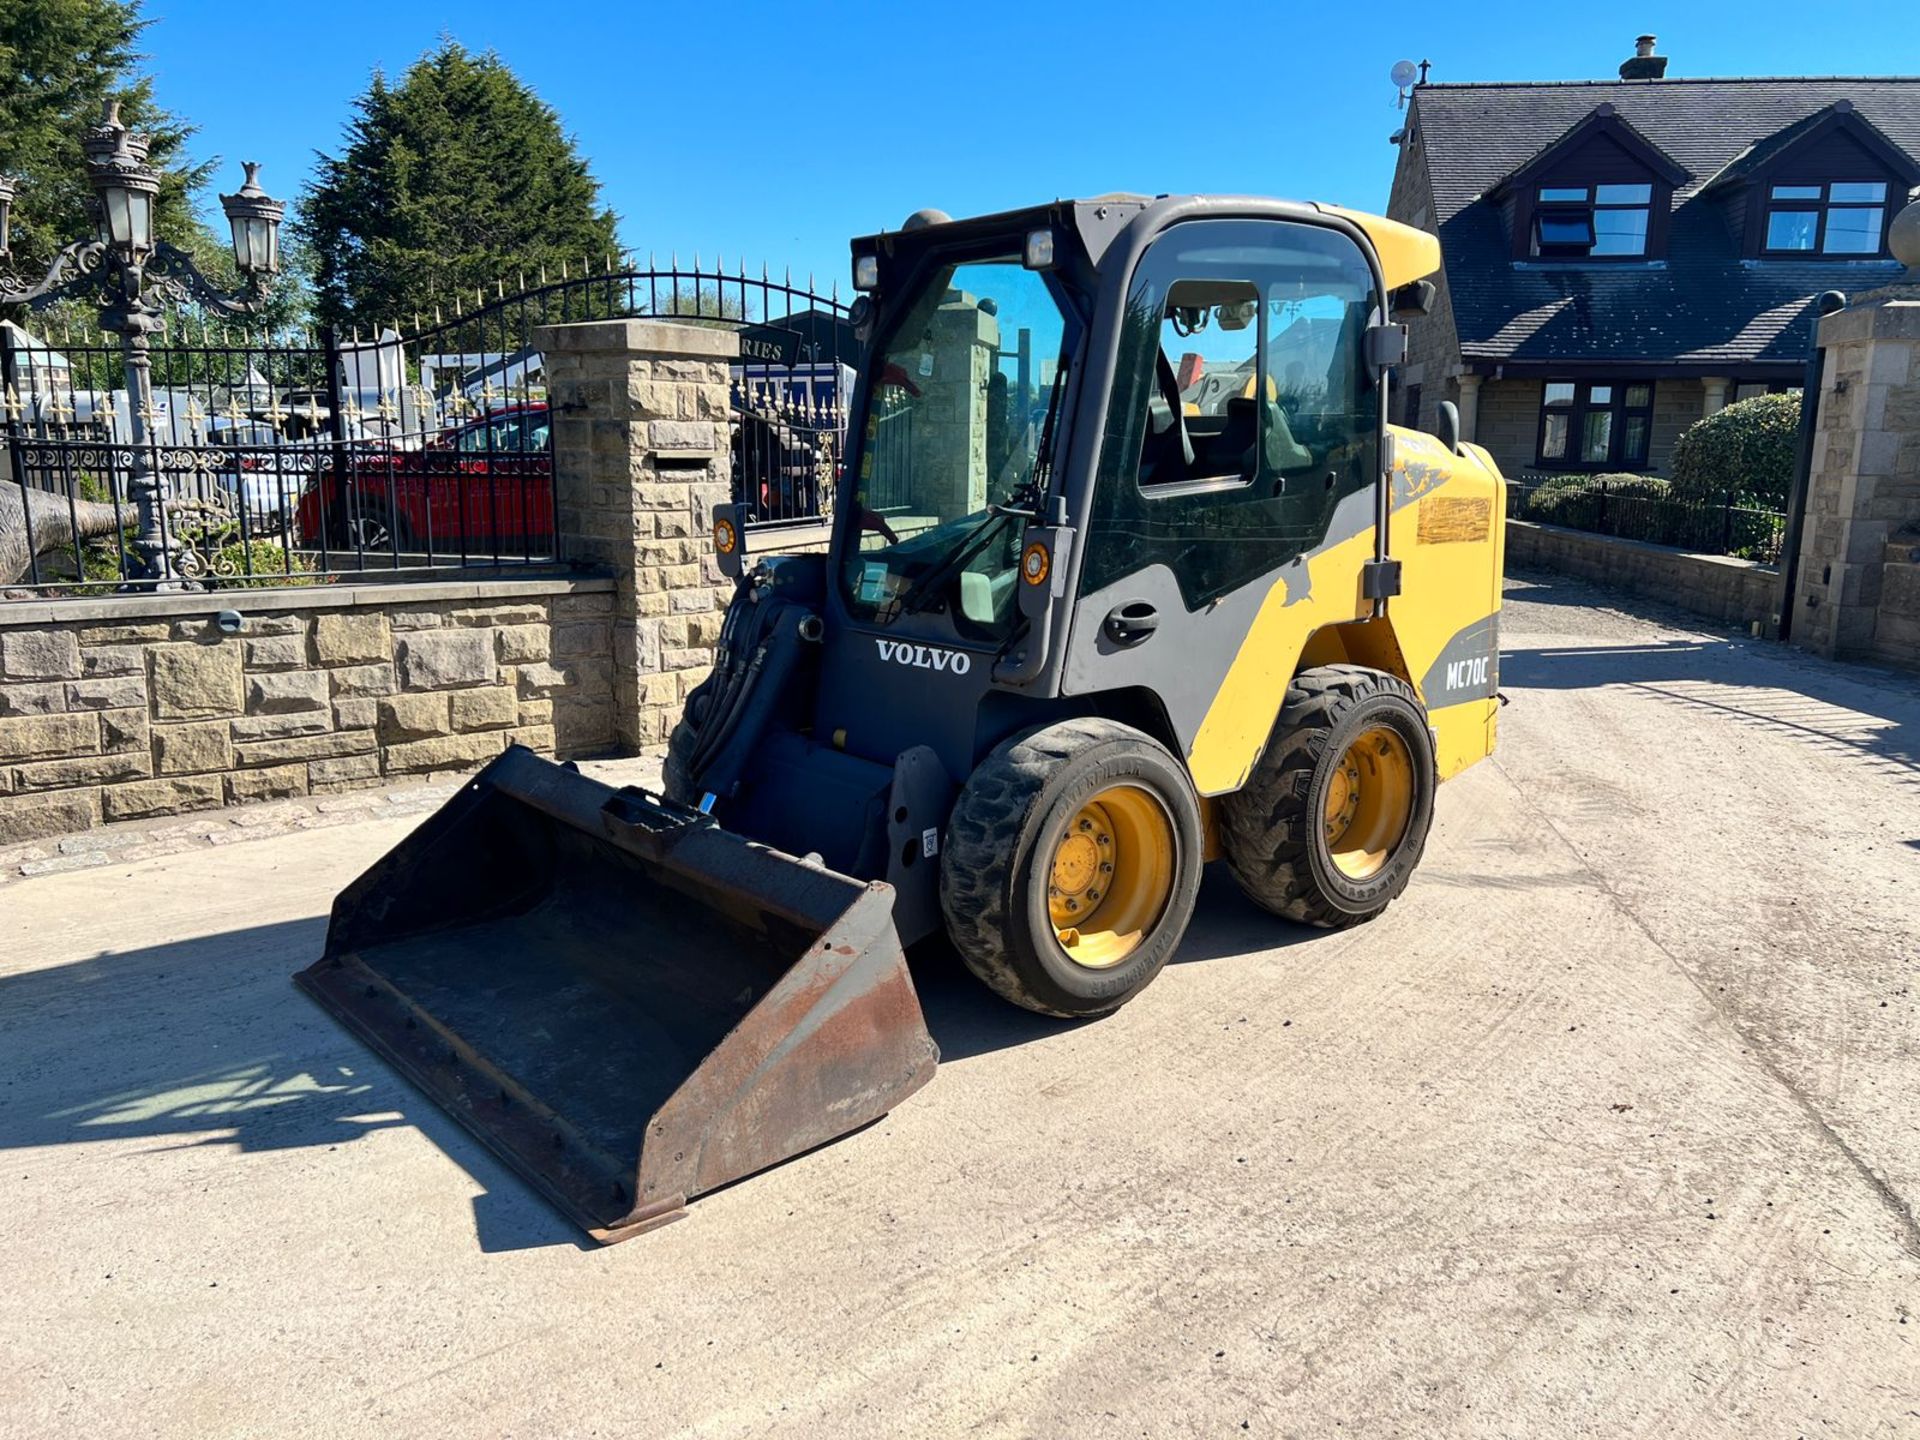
[0,100,283,587]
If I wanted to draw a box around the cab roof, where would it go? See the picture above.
[852,195,1442,290]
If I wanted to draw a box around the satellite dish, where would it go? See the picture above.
[1390,59,1419,88]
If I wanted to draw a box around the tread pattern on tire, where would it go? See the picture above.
[1220,664,1430,929]
[660,704,700,805]
[940,716,1157,1018]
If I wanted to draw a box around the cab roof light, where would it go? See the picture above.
[1023,228,1055,271]
[853,254,879,291]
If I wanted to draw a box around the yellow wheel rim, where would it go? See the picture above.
[1048,785,1176,969]
[1324,724,1415,881]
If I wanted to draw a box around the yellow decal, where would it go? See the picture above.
[1417,495,1493,545]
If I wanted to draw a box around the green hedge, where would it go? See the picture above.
[1519,470,1780,558]
[1525,473,1674,543]
[1669,392,1800,510]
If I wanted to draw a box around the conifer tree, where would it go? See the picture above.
[299,41,619,328]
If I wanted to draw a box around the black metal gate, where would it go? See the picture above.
[2,258,853,595]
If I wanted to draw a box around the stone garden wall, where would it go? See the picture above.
[1506,520,1781,630]
[0,318,746,847]
[0,575,616,844]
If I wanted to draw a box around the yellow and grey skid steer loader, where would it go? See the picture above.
[297,195,1506,1242]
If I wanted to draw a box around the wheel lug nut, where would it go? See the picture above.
[1066,898,1079,910]
[1078,819,1093,832]
[1100,861,1113,873]
[1097,835,1110,846]
[1088,889,1101,901]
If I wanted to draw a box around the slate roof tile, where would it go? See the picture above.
[1407,77,1920,366]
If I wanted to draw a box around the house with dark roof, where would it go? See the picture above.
[1385,36,1920,478]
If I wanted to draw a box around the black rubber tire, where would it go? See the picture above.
[661,710,699,805]
[327,502,409,555]
[660,676,715,806]
[1221,664,1436,929]
[940,717,1205,1018]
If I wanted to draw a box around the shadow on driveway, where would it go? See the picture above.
[1,873,1331,1252]
[0,916,593,1256]
[1502,571,1920,792]
[908,865,1323,1063]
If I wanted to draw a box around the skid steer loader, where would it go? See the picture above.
[297,195,1506,1243]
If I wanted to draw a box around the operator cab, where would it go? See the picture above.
[835,231,1086,646]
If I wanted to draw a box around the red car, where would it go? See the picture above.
[297,405,553,557]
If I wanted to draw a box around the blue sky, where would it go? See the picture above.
[145,0,1919,294]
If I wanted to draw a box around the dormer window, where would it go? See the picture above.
[1532,183,1653,257]
[1496,105,1686,263]
[1762,180,1891,255]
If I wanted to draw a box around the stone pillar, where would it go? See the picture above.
[1701,376,1731,415]
[906,290,1000,518]
[1791,204,1920,665]
[1454,372,1481,443]
[537,319,736,752]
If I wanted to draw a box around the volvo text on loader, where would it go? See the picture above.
[297,195,1507,1242]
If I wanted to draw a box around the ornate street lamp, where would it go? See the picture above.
[0,100,282,588]
[220,162,284,278]
[0,173,16,259]
[82,104,159,257]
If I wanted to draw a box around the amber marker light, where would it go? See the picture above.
[1021,541,1050,586]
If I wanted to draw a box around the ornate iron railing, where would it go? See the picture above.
[2,257,854,596]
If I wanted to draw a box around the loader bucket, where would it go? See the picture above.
[294,746,938,1244]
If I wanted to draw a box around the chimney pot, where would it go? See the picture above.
[1619,34,1668,81]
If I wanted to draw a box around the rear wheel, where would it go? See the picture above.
[940,718,1204,1018]
[1221,665,1435,928]
[328,501,408,554]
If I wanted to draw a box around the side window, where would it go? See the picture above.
[1150,279,1260,483]
[1082,218,1380,607]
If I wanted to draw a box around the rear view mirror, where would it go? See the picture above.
[1437,399,1462,455]
[1214,300,1258,331]
[1390,280,1436,320]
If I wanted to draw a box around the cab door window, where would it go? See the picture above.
[1082,219,1380,606]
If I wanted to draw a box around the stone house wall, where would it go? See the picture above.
[1384,121,1463,439]
[0,576,616,844]
[1471,380,1544,476]
[1473,377,1707,480]
[1648,380,1706,476]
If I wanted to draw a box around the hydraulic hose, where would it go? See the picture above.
[688,643,770,785]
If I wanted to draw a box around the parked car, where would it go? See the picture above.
[208,420,305,527]
[294,404,553,556]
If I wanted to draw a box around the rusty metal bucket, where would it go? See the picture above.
[295,746,938,1243]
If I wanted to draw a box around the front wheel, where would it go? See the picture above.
[940,718,1205,1018]
[1221,665,1435,928]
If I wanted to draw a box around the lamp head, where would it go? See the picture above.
[219,161,284,279]
[82,99,160,258]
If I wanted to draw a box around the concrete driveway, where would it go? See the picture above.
[4,571,1918,1438]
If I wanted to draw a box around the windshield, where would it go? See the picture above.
[838,257,1071,640]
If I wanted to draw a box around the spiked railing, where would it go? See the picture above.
[4,255,855,595]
